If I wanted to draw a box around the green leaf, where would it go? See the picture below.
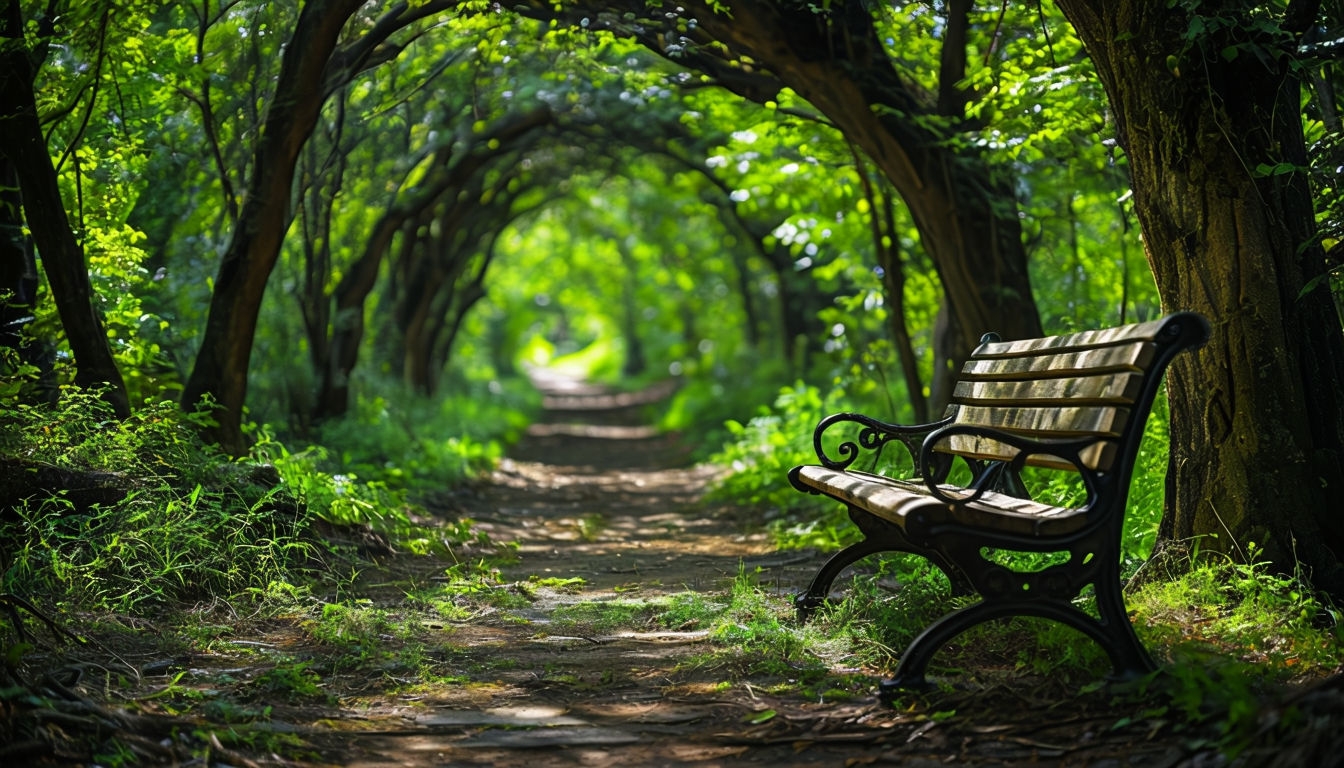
[1254,162,1303,177]
[745,709,777,724]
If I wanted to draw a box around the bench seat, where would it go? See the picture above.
[791,466,1088,537]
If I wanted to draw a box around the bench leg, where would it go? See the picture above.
[1092,570,1159,681]
[796,528,972,622]
[795,538,891,621]
[879,591,1157,701]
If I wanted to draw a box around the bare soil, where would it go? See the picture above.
[11,373,1300,766]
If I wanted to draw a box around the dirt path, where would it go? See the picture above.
[17,375,1225,766]
[289,373,1199,768]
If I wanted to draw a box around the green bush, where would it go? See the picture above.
[298,378,537,490]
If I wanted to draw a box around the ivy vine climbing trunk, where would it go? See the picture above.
[1057,0,1344,596]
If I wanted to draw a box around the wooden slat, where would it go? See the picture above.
[938,434,1117,471]
[960,342,1155,380]
[791,465,1090,536]
[974,317,1171,358]
[952,404,1130,437]
[952,372,1145,407]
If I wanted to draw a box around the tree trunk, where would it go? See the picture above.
[853,147,928,423]
[1057,1,1344,595]
[668,0,1044,392]
[729,248,762,351]
[314,109,550,420]
[0,8,129,417]
[181,0,364,453]
[620,245,647,378]
[0,158,32,351]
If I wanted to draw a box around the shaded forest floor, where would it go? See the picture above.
[12,374,1340,766]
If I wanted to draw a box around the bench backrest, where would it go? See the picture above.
[941,312,1209,472]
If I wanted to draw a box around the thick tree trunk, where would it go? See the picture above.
[1058,1,1344,595]
[0,9,129,417]
[181,0,364,453]
[675,1,1044,390]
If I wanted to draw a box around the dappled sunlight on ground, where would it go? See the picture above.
[7,372,1253,766]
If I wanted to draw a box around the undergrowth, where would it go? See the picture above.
[1,391,313,610]
[0,379,528,762]
[0,381,523,615]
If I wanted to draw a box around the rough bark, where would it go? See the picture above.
[1056,1,1344,595]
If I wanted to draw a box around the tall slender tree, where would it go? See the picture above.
[0,1,129,416]
[181,0,462,452]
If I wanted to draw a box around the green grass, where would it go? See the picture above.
[0,381,522,614]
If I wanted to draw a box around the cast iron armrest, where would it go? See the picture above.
[812,412,955,473]
[918,423,1112,508]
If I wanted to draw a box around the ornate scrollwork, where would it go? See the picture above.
[812,412,951,471]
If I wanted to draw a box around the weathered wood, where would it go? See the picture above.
[952,372,1143,406]
[973,316,1172,357]
[959,342,1155,379]
[793,466,1088,536]
[938,434,1115,472]
[951,403,1129,438]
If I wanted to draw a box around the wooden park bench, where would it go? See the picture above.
[788,312,1209,698]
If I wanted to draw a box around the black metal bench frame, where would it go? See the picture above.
[787,312,1210,699]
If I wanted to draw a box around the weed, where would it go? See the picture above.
[248,659,332,704]
[704,382,835,515]
[574,513,606,542]
[527,575,587,593]
[549,598,657,634]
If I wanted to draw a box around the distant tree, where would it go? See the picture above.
[0,159,36,361]
[516,0,1045,408]
[180,0,461,453]
[1055,0,1344,595]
